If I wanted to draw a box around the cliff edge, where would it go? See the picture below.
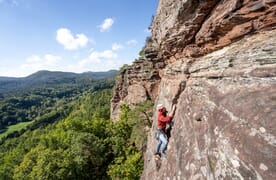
[111,0,276,179]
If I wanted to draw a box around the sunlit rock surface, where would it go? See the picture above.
[110,0,276,179]
[141,29,276,180]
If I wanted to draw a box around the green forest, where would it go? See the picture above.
[0,72,153,180]
[0,70,117,137]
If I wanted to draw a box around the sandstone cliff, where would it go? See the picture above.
[142,29,276,180]
[111,0,276,179]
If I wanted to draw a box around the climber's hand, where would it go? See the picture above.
[169,104,176,117]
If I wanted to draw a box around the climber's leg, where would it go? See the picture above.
[155,136,162,155]
[159,133,168,157]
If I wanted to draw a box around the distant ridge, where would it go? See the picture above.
[0,70,118,94]
[0,70,118,79]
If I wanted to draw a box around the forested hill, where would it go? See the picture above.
[0,68,151,179]
[0,70,117,139]
[0,70,117,95]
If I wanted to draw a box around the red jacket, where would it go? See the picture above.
[157,109,172,131]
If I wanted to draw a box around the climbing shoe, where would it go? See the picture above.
[154,152,161,158]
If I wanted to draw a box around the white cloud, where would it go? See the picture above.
[21,54,62,70]
[56,28,89,50]
[0,49,127,77]
[44,54,62,63]
[126,39,138,45]
[112,43,124,51]
[26,55,41,63]
[80,50,117,67]
[88,50,117,61]
[74,49,122,72]
[99,18,114,32]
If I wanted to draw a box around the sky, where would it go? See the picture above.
[0,0,159,77]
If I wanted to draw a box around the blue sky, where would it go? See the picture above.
[0,0,158,77]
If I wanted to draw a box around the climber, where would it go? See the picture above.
[155,103,176,158]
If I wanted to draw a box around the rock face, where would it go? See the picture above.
[141,29,276,180]
[110,51,164,120]
[111,0,276,120]
[110,0,276,179]
[152,0,276,59]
